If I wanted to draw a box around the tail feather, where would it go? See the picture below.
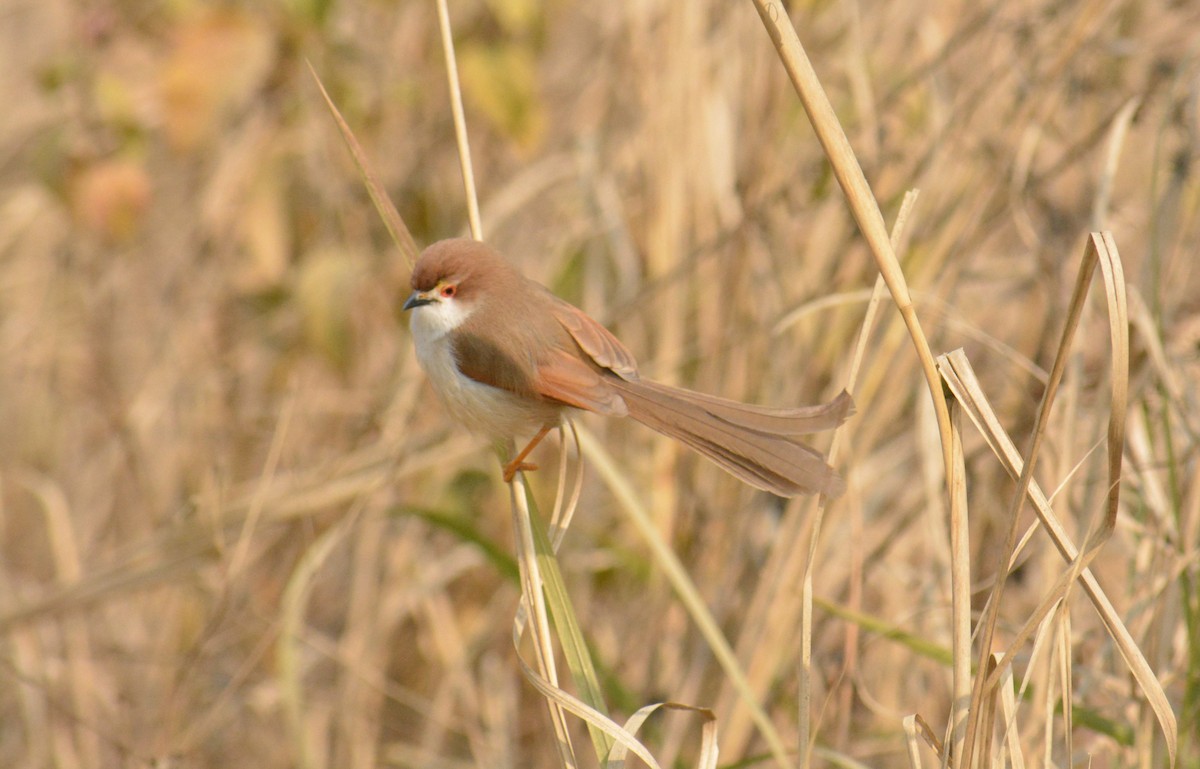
[629,380,854,436]
[610,379,850,497]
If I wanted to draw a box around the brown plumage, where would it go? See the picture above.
[404,238,852,497]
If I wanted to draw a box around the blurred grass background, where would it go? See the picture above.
[0,0,1196,767]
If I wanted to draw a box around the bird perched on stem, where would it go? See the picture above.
[403,238,852,497]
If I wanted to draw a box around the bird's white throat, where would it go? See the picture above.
[409,298,553,439]
[409,298,474,406]
[409,297,473,342]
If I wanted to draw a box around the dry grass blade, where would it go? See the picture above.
[526,474,614,760]
[1017,605,1062,764]
[1091,98,1140,229]
[498,431,594,761]
[980,234,1131,706]
[1056,608,1073,767]
[1091,232,1129,548]
[277,513,357,769]
[939,349,1177,763]
[0,522,215,633]
[976,654,1000,769]
[508,495,674,769]
[548,419,585,551]
[504,446,635,765]
[306,61,420,266]
[960,232,1108,767]
[902,714,926,769]
[946,396,972,765]
[511,632,668,767]
[227,384,297,580]
[605,703,718,769]
[937,234,1178,768]
[0,438,477,633]
[508,639,663,769]
[575,425,793,769]
[995,657,1025,769]
[508,473,579,768]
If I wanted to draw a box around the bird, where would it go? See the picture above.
[402,238,853,497]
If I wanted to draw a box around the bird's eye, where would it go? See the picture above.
[440,284,457,298]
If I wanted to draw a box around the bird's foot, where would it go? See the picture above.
[502,459,539,482]
[501,424,554,483]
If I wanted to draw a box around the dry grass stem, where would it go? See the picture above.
[434,0,483,241]
[799,191,918,767]
[939,348,1175,756]
[947,394,972,766]
[576,425,793,769]
[508,474,579,768]
[902,714,926,769]
[748,0,954,474]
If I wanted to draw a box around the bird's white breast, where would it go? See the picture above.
[409,301,558,439]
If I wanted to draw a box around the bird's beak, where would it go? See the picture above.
[402,290,436,311]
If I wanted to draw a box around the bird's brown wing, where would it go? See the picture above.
[451,288,635,417]
[545,294,639,381]
[451,331,539,397]
[452,314,629,417]
[534,348,629,416]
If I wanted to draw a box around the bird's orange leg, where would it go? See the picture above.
[503,424,554,482]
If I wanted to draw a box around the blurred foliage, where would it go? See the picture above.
[459,40,546,152]
[67,156,151,242]
[296,247,361,372]
[159,8,277,151]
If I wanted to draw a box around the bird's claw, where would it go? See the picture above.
[502,459,539,483]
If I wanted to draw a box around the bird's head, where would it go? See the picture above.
[403,238,507,337]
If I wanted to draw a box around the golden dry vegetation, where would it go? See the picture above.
[0,1,1196,767]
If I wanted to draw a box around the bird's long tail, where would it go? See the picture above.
[608,380,853,497]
